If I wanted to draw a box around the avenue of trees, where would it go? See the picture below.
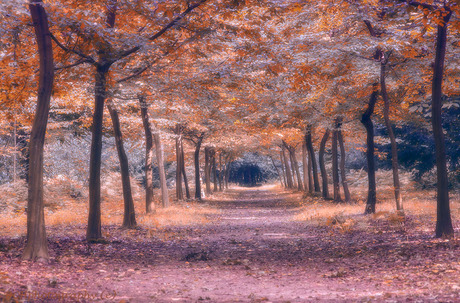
[0,0,458,261]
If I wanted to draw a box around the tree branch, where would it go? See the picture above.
[116,0,208,61]
[50,33,95,64]
[54,59,91,70]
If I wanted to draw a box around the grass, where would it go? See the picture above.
[0,174,220,237]
[294,170,460,235]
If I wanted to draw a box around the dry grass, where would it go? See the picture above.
[294,170,460,234]
[0,173,220,237]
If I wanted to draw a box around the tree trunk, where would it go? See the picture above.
[194,135,203,200]
[319,129,330,199]
[107,102,136,228]
[337,128,351,202]
[307,149,313,193]
[212,149,218,192]
[305,127,321,193]
[281,146,294,188]
[175,125,183,201]
[205,147,211,195]
[432,14,454,237]
[290,147,303,191]
[270,156,284,187]
[225,157,231,189]
[279,151,288,188]
[381,58,403,211]
[180,138,190,200]
[23,0,53,261]
[138,96,154,213]
[332,126,342,202]
[288,148,298,189]
[302,142,309,192]
[154,131,169,207]
[87,64,111,241]
[219,153,223,191]
[362,85,379,214]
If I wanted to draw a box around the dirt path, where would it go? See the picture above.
[1,185,459,302]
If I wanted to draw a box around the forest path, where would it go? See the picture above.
[1,185,459,302]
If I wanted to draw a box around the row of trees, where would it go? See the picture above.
[0,0,458,261]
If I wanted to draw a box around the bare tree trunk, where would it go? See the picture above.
[87,65,111,241]
[23,0,53,260]
[306,127,321,193]
[107,102,136,228]
[289,147,303,191]
[212,149,218,192]
[180,138,190,200]
[362,85,379,214]
[270,156,284,187]
[138,96,154,213]
[380,57,403,211]
[431,13,454,237]
[194,135,203,200]
[281,146,294,188]
[337,128,351,202]
[307,149,313,193]
[219,153,223,191]
[319,129,330,199]
[205,147,211,195]
[175,125,183,201]
[279,151,288,188]
[225,156,231,189]
[302,142,309,192]
[332,126,342,203]
[154,131,169,207]
[288,148,298,189]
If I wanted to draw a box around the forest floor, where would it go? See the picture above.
[0,183,460,302]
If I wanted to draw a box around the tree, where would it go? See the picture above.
[318,129,330,199]
[362,85,379,214]
[138,95,155,213]
[22,0,54,261]
[49,0,209,240]
[107,101,136,228]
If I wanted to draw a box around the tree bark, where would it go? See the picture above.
[107,102,136,228]
[205,147,211,195]
[87,64,111,241]
[337,128,351,202]
[305,127,321,193]
[281,146,294,188]
[431,12,454,237]
[332,126,342,202]
[279,150,288,188]
[302,142,309,192]
[219,153,223,191]
[270,156,284,187]
[23,0,53,261]
[138,96,154,213]
[319,129,330,199]
[212,149,218,192]
[380,57,403,211]
[154,131,169,207]
[225,156,231,189]
[287,147,298,189]
[194,135,204,200]
[307,149,313,193]
[180,138,190,200]
[289,147,303,191]
[362,85,379,214]
[175,124,184,201]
